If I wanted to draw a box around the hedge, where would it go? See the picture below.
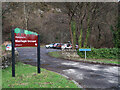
[77,48,119,59]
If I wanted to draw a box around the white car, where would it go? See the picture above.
[6,44,16,51]
[45,43,54,49]
[53,43,60,49]
[76,44,78,49]
[6,44,12,51]
[61,44,72,50]
[61,44,78,50]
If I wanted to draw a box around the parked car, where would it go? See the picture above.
[45,43,54,49]
[6,44,16,51]
[6,44,12,51]
[56,43,64,49]
[61,43,72,50]
[76,44,78,49]
[61,44,78,50]
[53,43,60,49]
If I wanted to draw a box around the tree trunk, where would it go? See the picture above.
[69,21,74,49]
[72,21,76,49]
[24,2,28,30]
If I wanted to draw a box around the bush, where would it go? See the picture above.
[77,48,119,59]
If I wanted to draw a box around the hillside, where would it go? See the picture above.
[2,2,119,48]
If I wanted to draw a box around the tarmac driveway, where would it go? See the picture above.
[17,47,120,89]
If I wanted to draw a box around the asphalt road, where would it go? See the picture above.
[17,47,119,89]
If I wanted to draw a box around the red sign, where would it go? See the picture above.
[14,28,38,47]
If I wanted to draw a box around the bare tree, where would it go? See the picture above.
[64,2,79,49]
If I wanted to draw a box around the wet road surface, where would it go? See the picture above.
[17,47,119,89]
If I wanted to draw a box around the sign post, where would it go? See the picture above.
[79,49,91,59]
[37,35,40,73]
[12,28,40,77]
[12,30,15,77]
[85,51,86,59]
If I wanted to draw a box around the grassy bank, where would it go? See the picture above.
[2,62,78,88]
[48,50,120,65]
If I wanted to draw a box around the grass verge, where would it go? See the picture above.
[48,51,61,58]
[48,51,120,65]
[2,62,78,88]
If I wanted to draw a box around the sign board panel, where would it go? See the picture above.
[14,28,38,47]
[12,28,40,77]
[79,49,91,51]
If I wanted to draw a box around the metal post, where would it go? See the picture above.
[12,30,15,77]
[85,51,86,60]
[37,35,40,73]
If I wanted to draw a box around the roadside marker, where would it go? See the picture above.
[79,49,91,59]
